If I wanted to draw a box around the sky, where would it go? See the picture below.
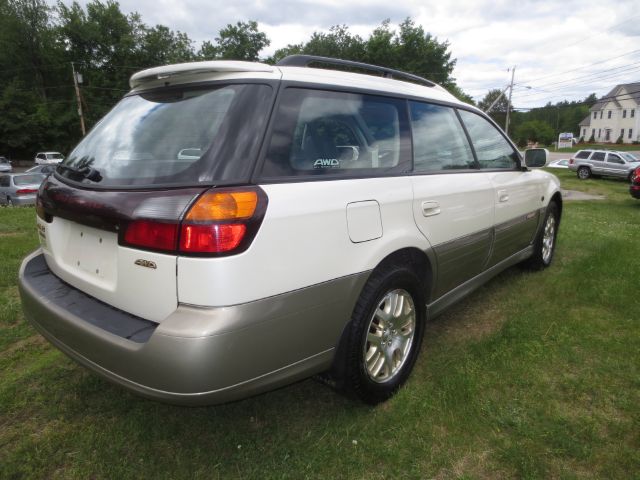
[70,0,640,109]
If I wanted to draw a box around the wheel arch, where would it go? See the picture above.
[323,246,434,386]
[550,191,563,224]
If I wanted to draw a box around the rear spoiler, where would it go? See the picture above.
[129,61,275,89]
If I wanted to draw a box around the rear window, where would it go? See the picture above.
[58,84,273,188]
[14,174,44,186]
[46,153,64,160]
[260,88,410,179]
[575,150,591,159]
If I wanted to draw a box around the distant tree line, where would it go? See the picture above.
[0,0,471,159]
[0,0,596,159]
[478,89,598,146]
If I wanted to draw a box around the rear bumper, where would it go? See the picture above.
[19,250,367,405]
[10,194,37,206]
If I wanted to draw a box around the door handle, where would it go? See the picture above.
[421,200,441,217]
[497,190,509,203]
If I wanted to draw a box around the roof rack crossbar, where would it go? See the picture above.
[276,55,436,88]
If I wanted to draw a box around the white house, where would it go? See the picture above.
[579,82,640,143]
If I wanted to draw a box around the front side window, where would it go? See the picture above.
[458,110,519,170]
[0,176,9,187]
[261,88,409,179]
[409,102,476,172]
[607,153,623,164]
[59,84,273,187]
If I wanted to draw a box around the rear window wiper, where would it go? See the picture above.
[57,164,102,182]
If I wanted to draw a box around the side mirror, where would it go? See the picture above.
[524,148,548,168]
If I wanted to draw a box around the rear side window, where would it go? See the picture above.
[591,152,605,161]
[260,88,410,179]
[409,102,476,172]
[458,110,519,170]
[576,151,591,159]
[14,174,44,186]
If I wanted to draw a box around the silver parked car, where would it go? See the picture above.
[0,173,45,206]
[568,149,640,180]
[0,156,12,173]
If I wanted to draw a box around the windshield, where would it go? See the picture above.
[47,153,64,160]
[58,83,273,188]
[622,153,638,163]
[14,174,45,186]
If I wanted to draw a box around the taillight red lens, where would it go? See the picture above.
[180,224,246,253]
[569,159,574,165]
[120,187,267,256]
[16,188,38,195]
[124,220,178,251]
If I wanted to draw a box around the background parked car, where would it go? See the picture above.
[547,159,569,169]
[630,166,640,200]
[0,173,46,206]
[34,152,64,165]
[26,164,57,175]
[569,149,640,180]
[0,156,12,173]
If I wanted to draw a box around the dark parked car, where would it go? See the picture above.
[0,173,46,206]
[630,166,640,199]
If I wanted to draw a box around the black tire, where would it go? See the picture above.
[6,196,13,207]
[577,166,591,180]
[524,202,559,271]
[339,264,426,405]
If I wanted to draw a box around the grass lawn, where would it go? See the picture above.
[1,174,639,479]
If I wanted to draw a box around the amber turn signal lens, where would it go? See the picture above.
[186,191,258,221]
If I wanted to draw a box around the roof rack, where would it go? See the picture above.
[276,55,436,88]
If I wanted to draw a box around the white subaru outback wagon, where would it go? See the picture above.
[19,56,561,405]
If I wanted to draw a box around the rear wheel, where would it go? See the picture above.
[340,264,425,404]
[524,202,558,270]
[577,166,591,179]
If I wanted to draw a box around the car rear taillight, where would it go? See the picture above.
[569,158,574,165]
[121,187,267,256]
[179,190,260,254]
[124,220,179,251]
[16,188,38,195]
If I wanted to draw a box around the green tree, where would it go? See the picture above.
[199,20,269,61]
[513,120,555,146]
[267,18,469,102]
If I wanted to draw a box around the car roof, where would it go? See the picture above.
[129,60,463,108]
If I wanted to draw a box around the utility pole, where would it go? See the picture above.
[484,84,511,114]
[71,62,86,136]
[504,66,516,135]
